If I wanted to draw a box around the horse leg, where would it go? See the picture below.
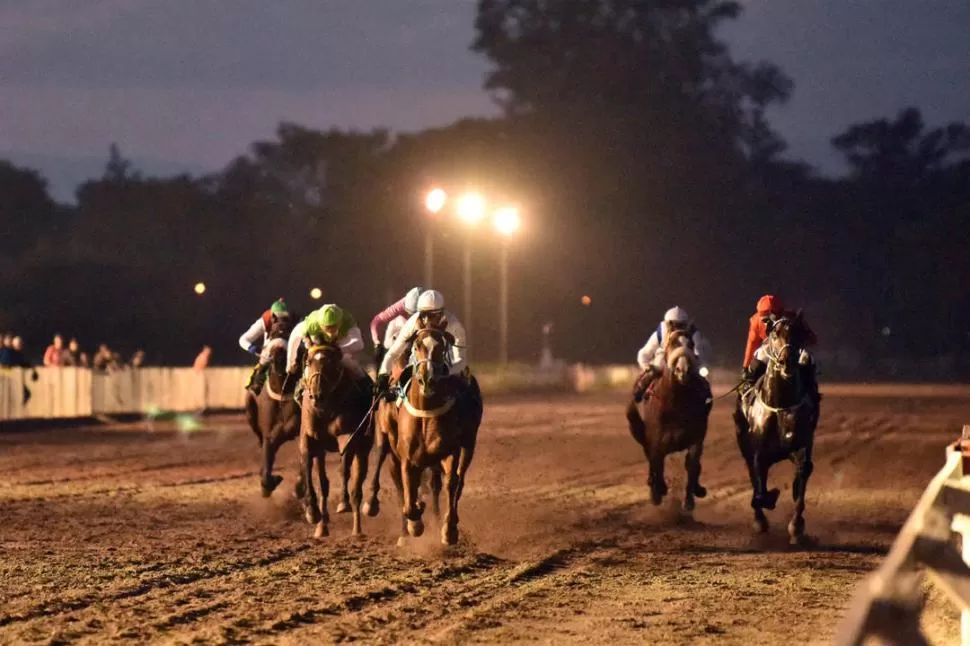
[246,394,261,447]
[683,441,705,512]
[789,446,814,544]
[260,434,285,498]
[439,454,460,545]
[363,427,388,517]
[648,451,667,506]
[402,463,425,538]
[350,442,369,536]
[300,434,320,527]
[750,452,778,533]
[431,468,443,521]
[336,445,352,514]
[388,454,408,546]
[314,449,330,538]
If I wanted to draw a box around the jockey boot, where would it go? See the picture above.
[246,364,268,395]
[633,368,657,403]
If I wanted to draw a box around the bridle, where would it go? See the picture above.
[303,344,345,407]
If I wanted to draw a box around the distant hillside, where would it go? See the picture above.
[0,152,211,204]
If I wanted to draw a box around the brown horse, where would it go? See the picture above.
[298,343,373,538]
[626,330,711,510]
[244,318,302,498]
[734,313,818,543]
[370,327,482,546]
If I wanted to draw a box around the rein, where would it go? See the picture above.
[402,333,456,419]
[303,344,345,408]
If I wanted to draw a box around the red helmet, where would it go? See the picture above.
[756,294,784,315]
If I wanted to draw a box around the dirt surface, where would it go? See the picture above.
[2,390,968,645]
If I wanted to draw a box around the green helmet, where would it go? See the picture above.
[270,298,288,316]
[320,304,342,327]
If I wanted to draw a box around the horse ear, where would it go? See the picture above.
[443,331,456,346]
[764,317,775,334]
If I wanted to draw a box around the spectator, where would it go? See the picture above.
[92,344,116,372]
[130,349,146,368]
[193,345,212,371]
[1,334,12,351]
[61,338,88,367]
[5,337,34,370]
[43,334,64,367]
[0,335,16,366]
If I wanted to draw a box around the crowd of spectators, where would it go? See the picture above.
[0,333,147,372]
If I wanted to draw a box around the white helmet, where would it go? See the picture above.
[663,306,689,324]
[417,289,445,313]
[404,286,424,315]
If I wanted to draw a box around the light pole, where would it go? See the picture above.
[423,188,446,288]
[493,206,521,365]
[456,192,486,359]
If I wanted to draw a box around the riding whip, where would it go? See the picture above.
[339,394,383,457]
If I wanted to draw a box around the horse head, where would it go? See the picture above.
[665,330,698,386]
[410,327,454,398]
[303,343,345,405]
[763,313,803,381]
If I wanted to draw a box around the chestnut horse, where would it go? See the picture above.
[734,312,818,543]
[244,316,302,498]
[298,344,373,538]
[626,330,711,510]
[370,327,482,546]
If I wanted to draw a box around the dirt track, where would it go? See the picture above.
[2,390,969,645]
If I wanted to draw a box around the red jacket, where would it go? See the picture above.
[742,296,817,367]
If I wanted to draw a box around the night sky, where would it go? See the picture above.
[2,0,968,201]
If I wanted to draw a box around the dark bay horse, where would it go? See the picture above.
[626,330,711,510]
[298,344,373,538]
[734,312,818,543]
[244,317,301,498]
[371,327,482,546]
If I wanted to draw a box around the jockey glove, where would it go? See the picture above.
[247,344,259,355]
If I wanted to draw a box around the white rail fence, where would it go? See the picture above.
[0,364,676,422]
[836,425,970,646]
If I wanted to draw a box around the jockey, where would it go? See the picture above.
[632,306,706,403]
[375,289,471,400]
[370,286,423,365]
[286,303,372,397]
[740,294,819,404]
[240,298,291,395]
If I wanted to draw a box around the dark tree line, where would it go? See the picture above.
[2,0,968,377]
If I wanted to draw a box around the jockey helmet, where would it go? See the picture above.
[270,298,288,316]
[663,306,689,324]
[320,304,343,327]
[417,290,445,314]
[756,294,784,315]
[404,286,424,315]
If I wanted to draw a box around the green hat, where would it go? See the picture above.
[320,304,342,327]
[270,298,288,315]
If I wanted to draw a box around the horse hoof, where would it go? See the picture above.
[441,526,459,546]
[362,500,380,517]
[336,500,351,514]
[261,475,284,498]
[407,519,425,538]
[650,490,663,506]
[753,518,769,533]
[304,508,319,525]
[693,485,707,498]
[683,497,695,512]
[788,518,805,539]
[314,522,329,539]
[396,536,408,548]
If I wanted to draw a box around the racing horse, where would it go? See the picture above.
[626,329,711,510]
[371,326,482,546]
[298,343,373,538]
[734,312,818,543]
[244,315,302,498]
